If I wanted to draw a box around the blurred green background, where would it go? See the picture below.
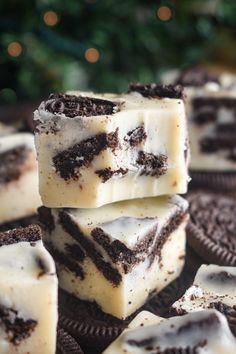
[0,0,236,104]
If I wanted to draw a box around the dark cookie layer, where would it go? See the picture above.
[175,68,219,87]
[0,304,37,345]
[187,192,236,265]
[58,211,122,286]
[45,93,119,118]
[0,145,30,184]
[0,214,38,232]
[57,328,84,354]
[0,224,41,247]
[136,151,168,177]
[45,241,84,280]
[129,83,184,99]
[53,131,118,180]
[190,170,236,192]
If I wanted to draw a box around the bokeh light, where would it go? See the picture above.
[43,11,59,26]
[157,6,172,22]
[7,42,22,57]
[85,48,100,63]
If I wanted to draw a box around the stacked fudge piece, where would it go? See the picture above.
[35,84,189,322]
[162,68,236,190]
[0,132,41,230]
[0,225,58,354]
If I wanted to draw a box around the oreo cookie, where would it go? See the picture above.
[190,170,236,193]
[187,191,236,265]
[57,327,83,354]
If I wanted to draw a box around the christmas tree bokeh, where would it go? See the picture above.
[0,0,236,104]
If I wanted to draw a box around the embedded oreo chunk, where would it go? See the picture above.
[40,195,188,319]
[0,225,58,354]
[103,309,236,354]
[172,264,236,336]
[34,90,188,208]
[0,133,41,224]
[187,192,236,265]
[45,93,119,118]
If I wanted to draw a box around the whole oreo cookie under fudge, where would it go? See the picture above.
[57,328,84,354]
[187,191,236,265]
[34,86,189,208]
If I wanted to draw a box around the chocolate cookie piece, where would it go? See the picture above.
[187,191,236,265]
[57,328,84,354]
[190,170,236,193]
[129,83,184,99]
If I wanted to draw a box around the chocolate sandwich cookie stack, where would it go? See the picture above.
[35,84,190,353]
[162,67,236,193]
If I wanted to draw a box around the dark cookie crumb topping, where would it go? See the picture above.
[0,304,37,345]
[129,83,184,99]
[44,93,119,118]
[0,224,41,247]
[0,145,30,184]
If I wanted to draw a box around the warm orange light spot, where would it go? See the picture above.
[7,42,22,57]
[85,48,100,63]
[157,6,172,21]
[43,11,59,26]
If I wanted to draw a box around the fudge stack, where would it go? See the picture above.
[35,84,189,320]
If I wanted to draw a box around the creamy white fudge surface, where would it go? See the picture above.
[103,311,163,353]
[34,87,189,208]
[173,264,236,313]
[0,133,42,224]
[162,69,236,171]
[0,225,58,354]
[103,309,236,354]
[40,195,188,319]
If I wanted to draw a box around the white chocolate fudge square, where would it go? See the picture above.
[34,85,189,208]
[0,133,42,224]
[39,195,188,319]
[0,225,58,354]
[173,264,236,314]
[103,309,236,354]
